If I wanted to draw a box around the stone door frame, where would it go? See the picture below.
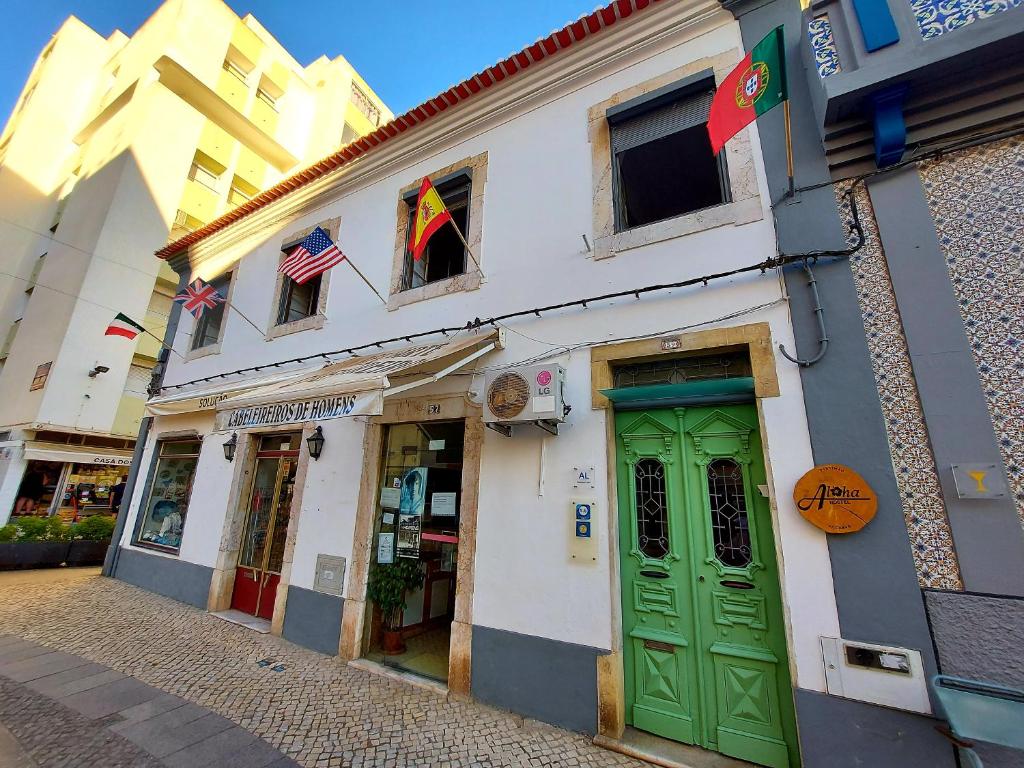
[340,391,484,696]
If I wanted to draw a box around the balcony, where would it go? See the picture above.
[801,0,1024,169]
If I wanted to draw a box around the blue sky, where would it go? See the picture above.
[0,0,602,128]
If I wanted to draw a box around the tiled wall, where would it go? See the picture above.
[807,15,842,78]
[909,0,1024,40]
[836,182,963,590]
[919,136,1024,531]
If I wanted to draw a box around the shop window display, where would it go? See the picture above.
[365,420,465,682]
[135,439,201,553]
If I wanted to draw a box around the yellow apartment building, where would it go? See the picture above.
[0,0,390,523]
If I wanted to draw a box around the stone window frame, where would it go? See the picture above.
[130,430,203,557]
[588,51,763,261]
[184,270,237,362]
[387,152,487,312]
[265,217,338,341]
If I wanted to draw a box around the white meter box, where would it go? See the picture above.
[569,498,598,563]
[820,637,930,714]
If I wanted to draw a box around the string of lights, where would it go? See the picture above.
[157,185,864,394]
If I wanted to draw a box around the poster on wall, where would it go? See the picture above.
[379,487,400,509]
[397,514,421,558]
[399,467,427,516]
[431,492,457,517]
[377,532,395,564]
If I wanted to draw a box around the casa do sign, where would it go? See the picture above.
[793,464,878,534]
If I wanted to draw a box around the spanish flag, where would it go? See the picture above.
[408,177,453,261]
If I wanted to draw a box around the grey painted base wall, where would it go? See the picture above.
[471,625,604,735]
[794,689,955,768]
[281,585,343,656]
[112,546,212,609]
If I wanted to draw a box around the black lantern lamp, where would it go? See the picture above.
[223,432,238,462]
[306,426,325,460]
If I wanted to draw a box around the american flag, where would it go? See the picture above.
[279,226,346,285]
[174,279,225,319]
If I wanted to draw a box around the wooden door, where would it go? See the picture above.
[617,405,798,768]
[231,435,299,619]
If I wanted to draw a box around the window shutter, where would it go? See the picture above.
[610,89,714,154]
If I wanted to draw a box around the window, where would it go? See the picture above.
[401,174,470,290]
[609,78,727,231]
[228,175,257,207]
[707,459,751,568]
[29,361,50,391]
[187,151,223,190]
[170,209,205,242]
[222,57,249,83]
[276,268,321,326]
[256,87,277,110]
[135,439,200,553]
[341,122,359,145]
[634,458,669,559]
[191,272,231,350]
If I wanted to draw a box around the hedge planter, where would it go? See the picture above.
[0,541,71,570]
[66,540,110,567]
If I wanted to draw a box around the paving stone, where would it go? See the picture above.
[0,651,94,682]
[24,661,109,694]
[0,569,643,768]
[160,725,269,768]
[0,643,51,664]
[46,668,127,698]
[60,677,162,719]
[117,711,235,758]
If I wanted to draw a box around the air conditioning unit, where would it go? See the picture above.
[483,364,567,436]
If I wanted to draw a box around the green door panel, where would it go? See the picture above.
[617,405,799,768]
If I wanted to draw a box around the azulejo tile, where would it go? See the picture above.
[807,15,841,78]
[836,183,963,591]
[919,135,1024,530]
[910,0,1024,40]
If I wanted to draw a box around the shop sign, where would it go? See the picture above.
[215,390,382,430]
[793,464,877,534]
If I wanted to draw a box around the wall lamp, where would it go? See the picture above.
[223,432,238,462]
[306,426,325,461]
[88,365,110,378]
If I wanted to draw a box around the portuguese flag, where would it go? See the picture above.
[708,26,787,155]
[105,312,146,340]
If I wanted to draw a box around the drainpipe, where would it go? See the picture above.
[103,253,191,577]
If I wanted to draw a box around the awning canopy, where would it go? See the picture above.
[145,367,320,417]
[214,330,500,431]
[24,442,133,467]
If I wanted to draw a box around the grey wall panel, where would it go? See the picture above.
[471,625,604,735]
[281,586,343,656]
[112,546,211,609]
[794,688,955,767]
[925,591,1024,686]
[866,169,1024,595]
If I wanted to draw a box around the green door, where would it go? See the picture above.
[616,405,798,768]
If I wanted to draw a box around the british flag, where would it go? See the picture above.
[174,279,225,319]
[278,226,346,285]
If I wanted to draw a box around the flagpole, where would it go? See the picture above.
[344,258,387,305]
[141,327,185,360]
[449,223,483,276]
[225,301,265,335]
[783,99,795,199]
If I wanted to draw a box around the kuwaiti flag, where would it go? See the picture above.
[278,226,346,285]
[105,313,146,340]
[707,26,787,155]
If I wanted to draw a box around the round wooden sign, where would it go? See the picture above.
[793,464,877,534]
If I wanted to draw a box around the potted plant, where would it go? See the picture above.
[366,558,424,654]
[0,516,71,570]
[67,515,116,566]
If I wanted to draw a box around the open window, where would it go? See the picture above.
[609,76,728,232]
[190,272,231,350]
[400,172,471,291]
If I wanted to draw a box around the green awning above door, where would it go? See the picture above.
[601,377,755,410]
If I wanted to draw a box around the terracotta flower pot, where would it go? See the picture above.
[382,628,406,655]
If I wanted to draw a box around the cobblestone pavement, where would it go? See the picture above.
[0,569,643,768]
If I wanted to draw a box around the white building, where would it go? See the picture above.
[112,3,840,766]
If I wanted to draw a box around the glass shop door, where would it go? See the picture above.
[231,433,300,620]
